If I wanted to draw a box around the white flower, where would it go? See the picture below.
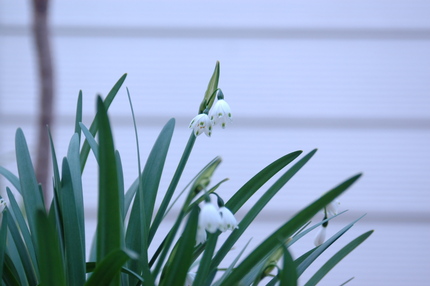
[0,198,6,213]
[198,202,221,233]
[219,206,238,232]
[185,272,196,286]
[196,225,207,245]
[314,225,327,246]
[209,99,232,128]
[189,114,213,137]
[325,199,340,217]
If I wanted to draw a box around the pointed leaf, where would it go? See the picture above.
[96,96,122,265]
[60,158,86,285]
[80,73,127,171]
[220,174,362,285]
[36,209,66,286]
[15,128,46,243]
[159,207,198,286]
[304,230,373,286]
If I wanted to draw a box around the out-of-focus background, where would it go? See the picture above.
[1,1,429,285]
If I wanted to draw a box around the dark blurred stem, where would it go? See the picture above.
[32,0,54,207]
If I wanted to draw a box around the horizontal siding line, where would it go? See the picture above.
[81,208,430,224]
[2,25,430,40]
[2,114,430,130]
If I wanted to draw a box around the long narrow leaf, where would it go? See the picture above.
[280,245,297,286]
[304,230,373,286]
[149,132,196,243]
[225,150,303,213]
[212,150,313,269]
[60,158,86,285]
[141,118,175,234]
[220,173,362,285]
[159,207,198,286]
[0,211,8,280]
[80,73,127,171]
[6,187,38,278]
[3,252,22,286]
[0,166,21,195]
[296,214,367,277]
[96,96,122,268]
[75,90,83,140]
[79,122,100,163]
[15,128,46,245]
[6,208,38,285]
[193,232,219,286]
[67,133,86,252]
[35,210,66,286]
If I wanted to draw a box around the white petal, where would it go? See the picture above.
[314,226,327,246]
[219,207,238,231]
[209,99,232,127]
[325,200,340,216]
[195,226,207,245]
[189,114,213,137]
[199,202,222,233]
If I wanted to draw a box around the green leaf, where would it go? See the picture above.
[304,230,373,286]
[296,214,367,277]
[193,232,219,286]
[0,166,21,195]
[75,90,83,140]
[212,239,252,286]
[15,128,46,245]
[147,135,205,246]
[79,122,100,163]
[220,173,362,285]
[35,209,66,286]
[199,61,220,113]
[67,133,86,247]
[48,128,61,205]
[142,118,175,234]
[80,73,127,171]
[6,207,38,285]
[280,245,297,286]
[96,96,122,269]
[115,151,125,223]
[85,249,136,286]
[2,252,23,286]
[0,210,8,280]
[60,158,86,285]
[159,207,198,286]
[226,150,303,214]
[5,187,38,278]
[212,150,310,269]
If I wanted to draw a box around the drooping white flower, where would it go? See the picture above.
[325,199,340,217]
[198,202,221,233]
[189,113,213,137]
[209,99,232,128]
[314,225,327,246]
[195,225,207,245]
[185,272,196,286]
[219,206,238,232]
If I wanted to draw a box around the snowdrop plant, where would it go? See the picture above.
[0,62,373,286]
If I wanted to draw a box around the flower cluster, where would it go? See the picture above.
[314,199,340,246]
[196,194,238,245]
[189,90,232,137]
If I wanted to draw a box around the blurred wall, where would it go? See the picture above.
[1,1,430,285]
